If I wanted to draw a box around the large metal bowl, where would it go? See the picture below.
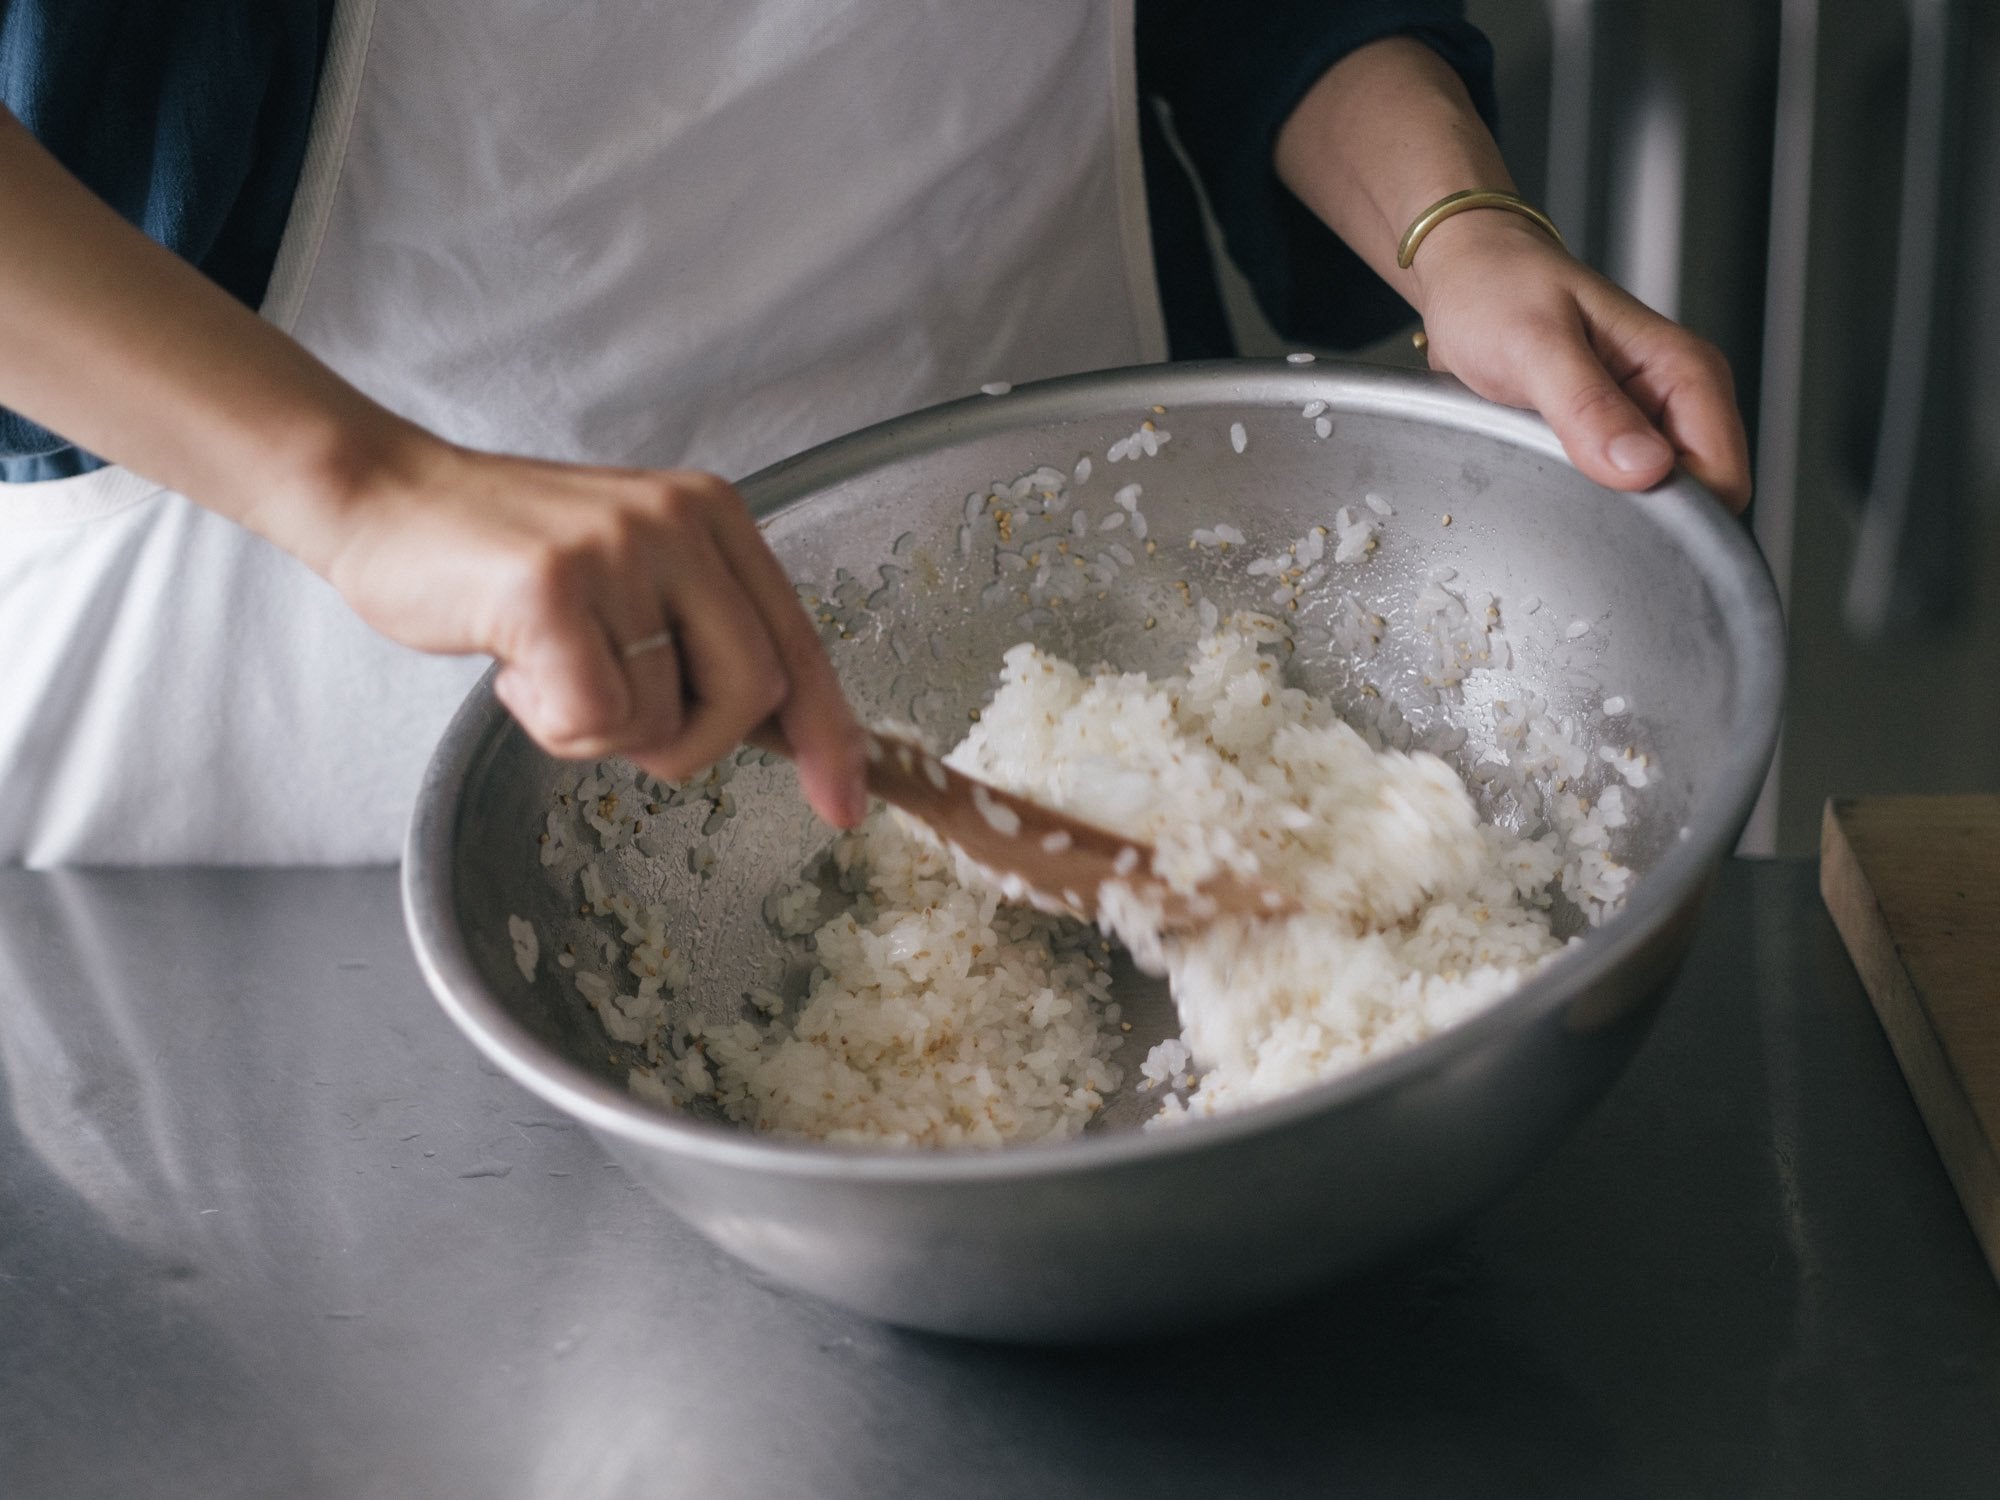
[403,361,1784,1341]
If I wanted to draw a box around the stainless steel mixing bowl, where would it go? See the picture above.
[403,362,1784,1341]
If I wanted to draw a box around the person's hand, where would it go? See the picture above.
[1407,212,1752,511]
[1269,37,1751,511]
[311,430,870,827]
[0,107,856,828]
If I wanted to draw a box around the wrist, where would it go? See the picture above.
[1405,208,1570,320]
[238,399,447,578]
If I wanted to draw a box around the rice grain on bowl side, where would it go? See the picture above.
[625,617,1596,1145]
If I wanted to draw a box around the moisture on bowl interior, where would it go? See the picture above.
[586,612,1635,1149]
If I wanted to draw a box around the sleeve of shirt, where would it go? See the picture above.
[1137,0,1500,357]
[0,1,329,482]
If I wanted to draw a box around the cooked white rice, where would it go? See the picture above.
[507,914,539,982]
[662,809,1125,1148]
[949,620,1572,1124]
[632,619,1590,1144]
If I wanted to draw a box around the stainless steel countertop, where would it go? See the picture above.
[2,859,1996,1498]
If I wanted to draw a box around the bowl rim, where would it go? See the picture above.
[403,359,1785,1184]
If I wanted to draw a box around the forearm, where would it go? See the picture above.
[0,106,416,569]
[1273,35,1523,315]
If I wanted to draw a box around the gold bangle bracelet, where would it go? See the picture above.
[1395,190,1566,270]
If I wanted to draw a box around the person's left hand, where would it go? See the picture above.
[1406,211,1752,511]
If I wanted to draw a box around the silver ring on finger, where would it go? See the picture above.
[620,628,675,661]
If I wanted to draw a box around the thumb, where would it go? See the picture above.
[1516,329,1675,492]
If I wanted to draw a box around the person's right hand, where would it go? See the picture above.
[313,431,870,828]
[0,108,867,826]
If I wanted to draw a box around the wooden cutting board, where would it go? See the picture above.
[1822,795,2000,1285]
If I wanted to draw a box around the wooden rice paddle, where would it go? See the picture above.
[753,724,1295,933]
